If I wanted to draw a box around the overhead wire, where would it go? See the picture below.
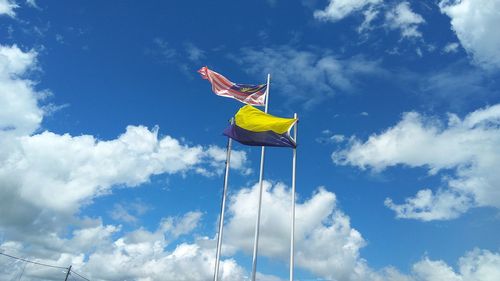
[0,251,92,280]
[0,252,68,270]
[70,269,91,281]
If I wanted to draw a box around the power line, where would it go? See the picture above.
[70,269,91,281]
[0,251,68,270]
[0,251,91,281]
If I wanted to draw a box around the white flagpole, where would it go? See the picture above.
[213,119,234,281]
[251,73,271,281]
[289,113,298,281]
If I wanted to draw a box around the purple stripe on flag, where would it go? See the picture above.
[223,124,296,148]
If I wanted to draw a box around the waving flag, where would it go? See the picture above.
[198,66,267,106]
[224,105,297,148]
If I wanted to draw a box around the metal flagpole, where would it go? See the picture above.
[289,114,298,281]
[251,73,271,281]
[213,119,234,281]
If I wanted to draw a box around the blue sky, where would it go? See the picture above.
[1,0,500,280]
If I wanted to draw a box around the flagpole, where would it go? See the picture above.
[289,113,298,281]
[213,119,234,281]
[251,73,271,281]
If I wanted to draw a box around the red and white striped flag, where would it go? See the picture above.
[198,66,267,106]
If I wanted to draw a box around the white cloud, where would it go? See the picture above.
[443,42,460,53]
[314,0,425,42]
[1,126,211,214]
[84,240,245,281]
[334,104,500,220]
[384,189,472,221]
[440,0,500,69]
[0,43,251,265]
[0,45,43,136]
[224,182,371,281]
[385,2,425,39]
[413,258,463,281]
[26,0,38,9]
[316,130,347,144]
[0,214,248,281]
[314,0,381,22]
[202,145,252,176]
[2,179,500,281]
[331,134,347,142]
[412,249,500,281]
[234,46,384,108]
[159,211,203,239]
[458,249,500,281]
[358,6,380,33]
[0,0,17,17]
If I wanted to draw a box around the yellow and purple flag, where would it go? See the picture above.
[223,105,297,148]
[198,66,267,106]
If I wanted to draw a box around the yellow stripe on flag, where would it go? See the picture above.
[235,105,297,134]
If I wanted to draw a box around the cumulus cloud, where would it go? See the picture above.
[234,46,384,108]
[0,43,251,278]
[412,249,500,281]
[218,181,500,281]
[0,213,247,281]
[159,211,203,239]
[84,240,245,281]
[197,145,252,176]
[224,181,371,281]
[0,43,250,219]
[440,0,500,69]
[2,179,500,281]
[334,104,500,220]
[314,0,381,22]
[385,2,425,39]
[3,127,210,211]
[384,189,472,221]
[0,45,43,135]
[0,0,18,17]
[313,0,426,42]
[1,177,375,281]
[0,123,251,241]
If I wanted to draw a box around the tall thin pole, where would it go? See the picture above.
[289,114,298,281]
[251,73,271,281]
[263,74,270,114]
[213,121,233,281]
[64,265,72,281]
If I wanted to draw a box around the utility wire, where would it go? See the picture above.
[0,251,91,281]
[0,252,68,270]
[70,269,91,281]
